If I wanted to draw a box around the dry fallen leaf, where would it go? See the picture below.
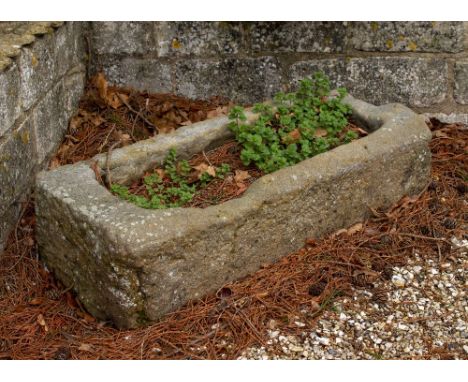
[95,72,108,101]
[207,106,228,119]
[234,170,251,184]
[347,222,363,236]
[351,127,368,136]
[155,168,166,179]
[194,163,217,178]
[37,314,48,332]
[106,92,123,109]
[30,297,45,306]
[78,343,92,352]
[314,128,328,137]
[235,182,248,195]
[434,130,449,138]
[330,228,347,238]
[89,113,106,127]
[49,158,61,170]
[94,73,125,109]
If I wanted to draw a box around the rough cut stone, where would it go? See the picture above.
[0,63,21,137]
[0,116,36,216]
[0,201,22,254]
[54,22,86,78]
[454,61,468,105]
[36,96,432,328]
[156,22,242,56]
[0,22,62,71]
[425,113,468,125]
[249,22,347,53]
[175,57,282,104]
[91,22,156,55]
[18,32,58,111]
[351,21,465,52]
[32,68,85,167]
[289,59,348,90]
[99,57,173,94]
[290,57,448,108]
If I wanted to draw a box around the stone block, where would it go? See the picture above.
[0,116,36,216]
[290,57,448,108]
[18,32,58,111]
[36,96,431,328]
[98,56,173,93]
[249,21,347,53]
[63,68,86,116]
[54,22,86,78]
[175,57,282,104]
[32,81,69,165]
[454,61,468,105]
[351,21,465,52]
[0,63,21,137]
[289,59,348,90]
[425,113,468,125]
[0,201,23,253]
[91,22,156,55]
[346,57,448,108]
[156,22,243,56]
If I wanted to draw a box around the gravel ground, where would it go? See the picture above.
[239,236,468,360]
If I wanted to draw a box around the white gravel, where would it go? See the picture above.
[239,236,468,360]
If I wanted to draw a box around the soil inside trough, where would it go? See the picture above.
[111,118,366,209]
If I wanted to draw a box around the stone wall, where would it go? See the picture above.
[0,22,86,251]
[90,21,468,122]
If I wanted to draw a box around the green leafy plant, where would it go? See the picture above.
[228,72,354,173]
[111,148,231,209]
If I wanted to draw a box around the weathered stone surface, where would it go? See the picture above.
[32,81,66,165]
[31,71,85,166]
[0,22,62,71]
[249,22,347,53]
[175,57,282,104]
[0,63,21,137]
[425,113,468,125]
[351,21,465,52]
[290,57,448,108]
[0,201,22,253]
[289,59,348,90]
[156,22,242,56]
[62,68,86,117]
[18,32,58,111]
[0,116,36,216]
[91,22,156,55]
[54,22,86,78]
[36,97,432,328]
[454,61,468,105]
[99,56,173,93]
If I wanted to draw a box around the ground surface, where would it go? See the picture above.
[0,82,466,359]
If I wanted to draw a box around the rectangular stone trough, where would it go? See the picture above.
[35,95,432,328]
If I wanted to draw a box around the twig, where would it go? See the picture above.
[98,124,116,154]
[397,232,451,244]
[202,150,212,166]
[116,93,159,133]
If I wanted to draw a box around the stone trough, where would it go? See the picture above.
[35,95,432,328]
